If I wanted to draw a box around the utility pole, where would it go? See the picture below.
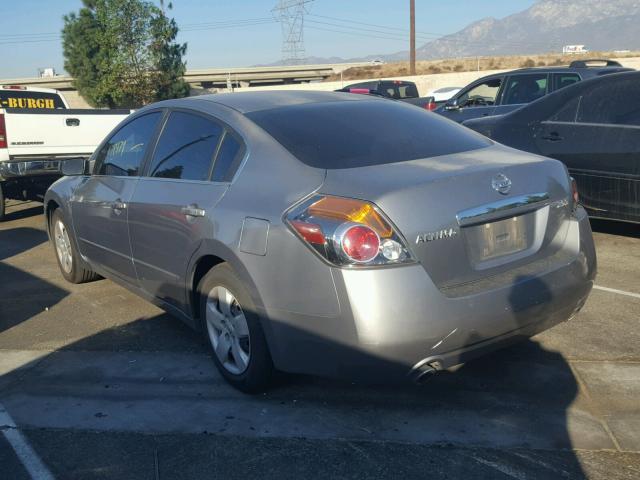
[410,0,416,75]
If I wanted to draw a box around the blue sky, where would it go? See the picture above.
[0,0,535,78]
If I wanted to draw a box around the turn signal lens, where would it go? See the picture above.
[285,195,414,267]
[308,196,393,238]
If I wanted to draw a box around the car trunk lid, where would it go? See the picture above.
[321,145,574,292]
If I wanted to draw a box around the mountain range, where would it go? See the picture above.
[272,0,640,65]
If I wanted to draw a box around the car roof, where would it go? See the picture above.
[476,70,640,122]
[473,65,632,83]
[182,90,378,114]
[0,85,61,95]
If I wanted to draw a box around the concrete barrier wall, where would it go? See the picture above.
[56,56,640,107]
[232,69,511,95]
[231,57,640,96]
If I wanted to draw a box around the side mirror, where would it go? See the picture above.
[61,157,88,176]
[445,98,461,111]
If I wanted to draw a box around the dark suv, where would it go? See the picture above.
[437,59,632,123]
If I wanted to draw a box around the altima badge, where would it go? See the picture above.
[492,173,512,195]
[416,228,458,244]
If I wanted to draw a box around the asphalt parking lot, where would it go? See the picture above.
[0,200,639,479]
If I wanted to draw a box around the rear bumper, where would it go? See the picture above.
[0,159,63,180]
[265,207,596,382]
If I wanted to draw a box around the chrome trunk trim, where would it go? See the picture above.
[456,192,550,227]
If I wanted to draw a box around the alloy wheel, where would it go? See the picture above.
[205,286,251,375]
[54,219,73,274]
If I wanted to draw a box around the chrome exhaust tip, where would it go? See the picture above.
[410,358,444,384]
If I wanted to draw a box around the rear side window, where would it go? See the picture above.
[501,74,548,105]
[247,100,490,169]
[95,112,161,176]
[552,73,580,92]
[379,82,419,99]
[212,133,244,182]
[577,78,640,126]
[148,112,223,181]
[0,90,66,109]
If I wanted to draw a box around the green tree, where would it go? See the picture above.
[62,0,189,108]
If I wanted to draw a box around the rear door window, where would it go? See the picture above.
[148,111,223,181]
[0,90,66,109]
[247,100,490,169]
[548,96,581,122]
[501,74,548,105]
[95,112,161,176]
[577,79,640,126]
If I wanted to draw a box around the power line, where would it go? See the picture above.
[0,11,569,55]
[0,19,280,46]
[307,13,446,38]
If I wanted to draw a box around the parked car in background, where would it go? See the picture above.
[45,91,596,392]
[336,80,437,110]
[437,60,632,123]
[428,86,462,103]
[464,71,640,224]
[0,85,132,220]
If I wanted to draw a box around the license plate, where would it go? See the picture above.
[466,214,531,264]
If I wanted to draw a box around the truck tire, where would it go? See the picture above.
[0,183,5,222]
[198,263,273,393]
[50,208,100,283]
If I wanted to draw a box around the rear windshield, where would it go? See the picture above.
[0,90,66,109]
[246,100,490,169]
[378,82,419,99]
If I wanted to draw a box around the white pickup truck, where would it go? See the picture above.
[0,85,132,220]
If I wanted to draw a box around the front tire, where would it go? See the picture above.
[51,208,99,284]
[198,264,273,393]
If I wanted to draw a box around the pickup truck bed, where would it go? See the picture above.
[0,107,131,219]
[336,80,436,110]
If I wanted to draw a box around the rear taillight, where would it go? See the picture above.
[424,100,437,111]
[348,88,372,95]
[0,114,7,149]
[286,195,415,267]
[570,176,579,210]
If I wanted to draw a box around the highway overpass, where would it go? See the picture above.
[0,62,373,92]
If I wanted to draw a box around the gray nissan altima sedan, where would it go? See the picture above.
[44,91,596,392]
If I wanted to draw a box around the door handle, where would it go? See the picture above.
[541,132,564,142]
[66,118,80,127]
[181,205,205,218]
[111,201,127,211]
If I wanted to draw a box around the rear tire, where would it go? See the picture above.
[51,208,99,284]
[198,263,273,393]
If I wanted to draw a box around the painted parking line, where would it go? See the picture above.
[0,403,54,480]
[594,285,640,300]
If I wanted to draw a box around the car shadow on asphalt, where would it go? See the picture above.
[1,201,44,222]
[590,218,639,238]
[0,226,69,335]
[0,273,591,479]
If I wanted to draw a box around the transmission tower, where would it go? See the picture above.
[272,0,313,65]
